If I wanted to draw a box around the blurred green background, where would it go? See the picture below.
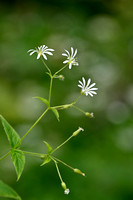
[0,0,133,199]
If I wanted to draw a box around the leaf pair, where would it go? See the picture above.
[0,180,21,200]
[34,97,60,121]
[0,115,25,181]
[41,141,53,166]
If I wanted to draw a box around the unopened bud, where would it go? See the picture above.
[72,127,84,137]
[61,182,67,190]
[63,104,72,109]
[85,112,94,118]
[74,168,85,176]
[41,154,46,159]
[58,75,64,81]
[61,182,70,195]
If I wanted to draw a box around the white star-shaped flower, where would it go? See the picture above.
[64,188,70,195]
[62,47,79,69]
[78,77,98,97]
[28,45,54,60]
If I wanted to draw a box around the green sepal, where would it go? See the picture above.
[51,108,60,121]
[0,180,21,200]
[40,155,51,166]
[11,149,25,181]
[43,141,53,154]
[33,97,49,107]
[0,115,21,148]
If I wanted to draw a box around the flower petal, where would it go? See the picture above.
[64,49,70,57]
[73,49,77,57]
[78,84,83,88]
[29,51,36,55]
[63,60,68,64]
[71,47,74,57]
[89,87,98,91]
[78,80,84,86]
[27,49,34,52]
[88,83,96,89]
[46,48,54,51]
[82,77,86,87]
[69,63,72,69]
[62,53,68,56]
[89,91,97,94]
[42,53,47,60]
[37,53,41,59]
[88,92,93,97]
[44,51,53,55]
[86,78,91,87]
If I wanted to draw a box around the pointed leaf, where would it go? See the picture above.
[0,180,21,200]
[11,150,25,181]
[41,155,51,166]
[51,108,60,121]
[43,141,53,154]
[33,97,49,107]
[0,115,21,148]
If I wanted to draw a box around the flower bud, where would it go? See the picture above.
[85,112,94,118]
[58,75,64,81]
[72,127,84,137]
[61,182,67,190]
[62,104,72,109]
[61,182,70,195]
[41,154,46,159]
[74,168,85,176]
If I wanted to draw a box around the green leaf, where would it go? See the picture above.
[0,115,21,148]
[43,141,53,154]
[0,180,21,200]
[11,150,25,181]
[33,97,49,107]
[51,108,60,121]
[41,155,51,166]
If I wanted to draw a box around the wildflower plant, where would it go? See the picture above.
[0,45,98,199]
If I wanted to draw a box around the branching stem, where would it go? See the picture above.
[0,151,10,161]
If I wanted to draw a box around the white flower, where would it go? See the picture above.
[78,77,98,97]
[64,188,70,195]
[28,45,54,60]
[62,47,79,69]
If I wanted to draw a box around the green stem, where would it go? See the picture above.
[72,94,81,104]
[41,57,51,74]
[17,150,45,158]
[52,103,72,110]
[53,63,68,76]
[52,156,74,170]
[54,159,63,183]
[49,76,53,105]
[0,151,10,161]
[18,108,49,145]
[52,135,73,154]
[72,105,86,114]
